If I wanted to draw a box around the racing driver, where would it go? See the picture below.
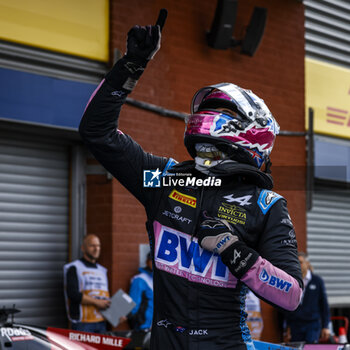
[79,16,303,350]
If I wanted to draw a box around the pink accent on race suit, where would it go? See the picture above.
[84,79,105,113]
[153,221,301,309]
[241,256,302,311]
[185,112,275,152]
[84,79,125,135]
[153,221,238,289]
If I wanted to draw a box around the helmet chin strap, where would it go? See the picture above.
[194,142,272,176]
[194,157,238,175]
[194,143,237,174]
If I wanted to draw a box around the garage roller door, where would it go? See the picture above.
[0,131,69,327]
[307,186,350,307]
[304,0,350,68]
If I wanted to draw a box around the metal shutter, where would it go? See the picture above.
[0,131,69,327]
[304,0,350,68]
[307,185,350,307]
[0,39,106,84]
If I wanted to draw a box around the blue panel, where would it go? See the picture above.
[253,340,299,350]
[0,67,98,129]
[257,190,283,215]
[315,138,350,182]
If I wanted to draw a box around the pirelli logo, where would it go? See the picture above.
[169,190,197,208]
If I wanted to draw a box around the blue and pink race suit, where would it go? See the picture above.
[79,79,303,350]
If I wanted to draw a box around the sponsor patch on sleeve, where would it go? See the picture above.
[259,268,292,293]
[162,158,178,176]
[257,190,282,214]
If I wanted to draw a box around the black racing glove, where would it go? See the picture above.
[106,9,167,93]
[126,25,161,65]
[197,213,259,279]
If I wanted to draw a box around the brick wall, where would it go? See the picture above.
[86,0,306,341]
[85,173,113,277]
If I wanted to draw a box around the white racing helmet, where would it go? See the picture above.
[184,83,280,169]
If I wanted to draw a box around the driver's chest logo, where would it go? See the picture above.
[217,202,247,226]
[153,222,238,289]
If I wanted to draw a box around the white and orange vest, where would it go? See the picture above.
[64,259,110,323]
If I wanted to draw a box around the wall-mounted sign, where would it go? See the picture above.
[0,0,108,62]
[306,58,350,139]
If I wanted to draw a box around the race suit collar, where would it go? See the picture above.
[169,160,273,189]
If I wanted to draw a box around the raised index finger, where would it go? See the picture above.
[155,8,168,31]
